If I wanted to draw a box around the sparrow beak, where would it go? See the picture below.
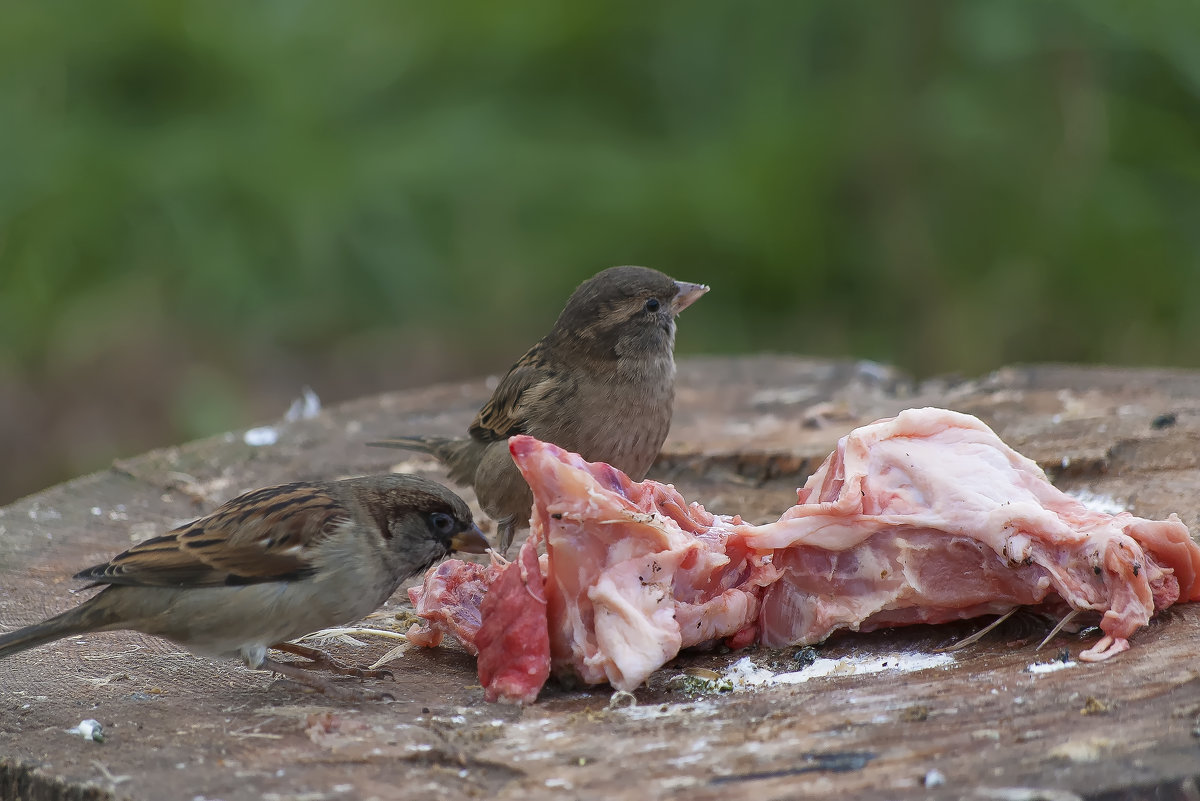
[450,525,491,554]
[672,281,710,314]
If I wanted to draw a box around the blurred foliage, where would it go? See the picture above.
[2,0,1200,502]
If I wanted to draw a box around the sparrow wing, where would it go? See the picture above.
[75,483,350,588]
[469,341,555,442]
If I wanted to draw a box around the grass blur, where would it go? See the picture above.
[2,1,1199,503]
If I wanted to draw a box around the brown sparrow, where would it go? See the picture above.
[371,265,708,554]
[0,475,488,699]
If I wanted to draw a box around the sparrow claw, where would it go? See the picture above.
[271,641,396,681]
[261,656,396,702]
[333,665,394,681]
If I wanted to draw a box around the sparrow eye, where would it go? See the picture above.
[429,512,456,535]
[644,298,661,313]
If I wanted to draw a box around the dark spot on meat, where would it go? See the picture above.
[551,513,562,520]
[1133,562,1141,577]
[1023,556,1033,566]
[1057,647,1071,663]
[652,561,662,573]
[1093,565,1103,575]
[1151,412,1177,430]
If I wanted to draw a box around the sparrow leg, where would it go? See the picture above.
[497,516,517,557]
[259,656,395,702]
[272,641,395,680]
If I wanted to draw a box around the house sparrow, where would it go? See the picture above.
[0,475,487,699]
[370,265,709,554]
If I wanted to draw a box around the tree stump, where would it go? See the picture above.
[2,357,1199,800]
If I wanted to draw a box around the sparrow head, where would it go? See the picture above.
[551,266,709,360]
[349,475,489,575]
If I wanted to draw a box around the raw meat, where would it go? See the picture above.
[406,557,503,653]
[410,438,765,697]
[405,409,1200,702]
[508,435,768,692]
[475,536,550,703]
[748,408,1200,661]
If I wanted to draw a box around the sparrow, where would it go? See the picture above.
[370,265,709,554]
[0,475,488,699]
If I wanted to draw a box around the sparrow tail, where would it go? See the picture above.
[367,435,457,458]
[367,435,480,485]
[0,597,119,659]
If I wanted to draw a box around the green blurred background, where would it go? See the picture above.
[3,1,1199,504]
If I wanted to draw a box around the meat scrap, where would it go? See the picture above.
[406,556,503,653]
[415,438,766,701]
[475,536,550,704]
[509,436,769,693]
[747,408,1200,661]
[407,409,1200,702]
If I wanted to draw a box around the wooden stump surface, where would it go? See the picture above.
[3,356,1200,800]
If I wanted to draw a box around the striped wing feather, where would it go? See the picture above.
[469,342,553,442]
[75,483,351,588]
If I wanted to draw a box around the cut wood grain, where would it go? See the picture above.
[2,357,1200,800]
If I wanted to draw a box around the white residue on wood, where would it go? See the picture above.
[721,652,955,688]
[1026,659,1077,674]
[616,700,722,721]
[243,426,279,447]
[244,386,322,446]
[67,719,105,742]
